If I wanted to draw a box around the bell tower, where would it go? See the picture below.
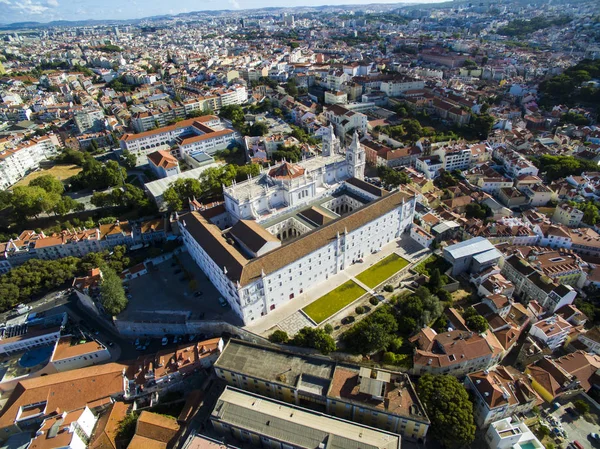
[346,131,365,180]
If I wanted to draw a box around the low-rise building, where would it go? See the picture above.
[28,406,98,449]
[465,367,541,427]
[211,387,402,449]
[214,340,429,442]
[552,203,584,227]
[147,150,180,178]
[48,336,110,373]
[485,417,544,449]
[528,315,572,351]
[443,237,501,276]
[409,328,503,378]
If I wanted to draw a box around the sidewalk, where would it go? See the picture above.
[244,236,429,336]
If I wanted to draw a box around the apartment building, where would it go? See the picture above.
[74,109,105,134]
[380,78,425,97]
[526,351,600,402]
[323,104,368,139]
[0,136,58,189]
[528,315,572,350]
[576,326,600,354]
[409,328,503,378]
[119,115,234,164]
[214,340,430,442]
[485,418,544,449]
[552,203,584,227]
[500,254,578,313]
[415,155,443,179]
[27,407,98,449]
[492,146,539,178]
[0,363,127,438]
[211,387,402,449]
[465,366,541,427]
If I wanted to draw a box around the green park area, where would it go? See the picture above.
[355,253,409,288]
[302,280,366,324]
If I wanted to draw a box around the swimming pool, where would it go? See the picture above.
[519,441,540,449]
[19,345,54,368]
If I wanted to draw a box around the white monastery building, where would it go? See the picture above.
[180,129,416,324]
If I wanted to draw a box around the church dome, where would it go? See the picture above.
[268,162,305,180]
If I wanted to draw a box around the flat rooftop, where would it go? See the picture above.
[212,387,401,449]
[215,340,334,389]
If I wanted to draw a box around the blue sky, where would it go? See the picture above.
[0,0,441,24]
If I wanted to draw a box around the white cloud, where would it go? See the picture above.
[229,0,240,9]
[46,0,59,7]
[5,0,50,14]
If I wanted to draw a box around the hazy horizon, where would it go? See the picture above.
[0,0,449,25]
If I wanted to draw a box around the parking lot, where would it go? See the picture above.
[545,395,600,449]
[120,252,242,325]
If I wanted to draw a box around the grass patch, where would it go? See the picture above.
[303,280,366,324]
[356,253,409,288]
[12,164,83,188]
[413,254,450,277]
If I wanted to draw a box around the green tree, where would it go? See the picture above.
[429,268,442,291]
[574,399,590,414]
[342,306,398,354]
[99,266,128,316]
[10,186,60,219]
[465,314,489,333]
[291,327,336,354]
[52,196,82,216]
[418,374,476,448]
[29,174,64,195]
[163,178,203,211]
[121,150,137,169]
[249,121,269,136]
[268,330,289,343]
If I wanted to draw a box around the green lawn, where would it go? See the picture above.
[303,280,366,324]
[355,253,410,288]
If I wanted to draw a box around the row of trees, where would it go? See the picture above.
[532,154,599,180]
[377,166,411,187]
[162,163,261,210]
[0,175,84,222]
[268,326,336,355]
[0,245,132,314]
[91,184,155,215]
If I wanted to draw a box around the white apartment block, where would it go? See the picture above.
[528,315,572,350]
[485,418,544,449]
[0,137,58,189]
[181,134,415,324]
[415,155,443,179]
[120,115,234,164]
[74,109,105,134]
[380,78,425,97]
[435,147,472,172]
[323,104,368,140]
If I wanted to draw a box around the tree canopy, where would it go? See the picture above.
[291,327,336,354]
[99,266,128,316]
[417,374,476,448]
[532,155,598,180]
[342,306,399,354]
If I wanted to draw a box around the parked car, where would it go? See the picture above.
[565,407,577,417]
[590,433,600,442]
[161,337,168,346]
